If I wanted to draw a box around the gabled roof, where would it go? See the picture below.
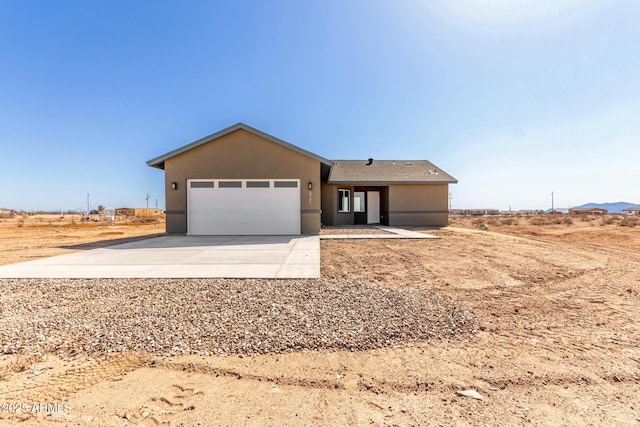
[327,160,457,184]
[147,122,334,170]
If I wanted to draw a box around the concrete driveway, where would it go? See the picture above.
[0,235,320,279]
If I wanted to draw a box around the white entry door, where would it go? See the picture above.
[367,191,380,224]
[188,179,300,235]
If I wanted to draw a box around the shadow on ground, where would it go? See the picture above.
[59,234,166,251]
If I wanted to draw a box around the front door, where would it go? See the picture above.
[367,191,380,224]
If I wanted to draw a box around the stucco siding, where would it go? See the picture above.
[320,183,335,226]
[388,184,449,226]
[335,185,355,226]
[163,129,321,234]
[320,183,357,226]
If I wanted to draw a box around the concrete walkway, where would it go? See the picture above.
[0,235,320,279]
[320,225,438,240]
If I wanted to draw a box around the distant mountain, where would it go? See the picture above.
[572,202,640,213]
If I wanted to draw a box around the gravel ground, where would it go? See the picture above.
[0,278,477,356]
[320,226,393,235]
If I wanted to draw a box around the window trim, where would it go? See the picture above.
[218,181,243,188]
[190,181,214,188]
[246,181,270,188]
[338,188,351,213]
[354,191,365,213]
[274,180,298,188]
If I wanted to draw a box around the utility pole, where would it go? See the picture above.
[155,199,158,209]
[146,193,150,209]
[551,191,555,213]
[87,193,90,213]
[448,193,453,211]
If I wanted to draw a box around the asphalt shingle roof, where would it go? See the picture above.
[327,160,457,184]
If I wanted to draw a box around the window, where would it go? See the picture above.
[338,189,350,212]
[246,181,270,188]
[354,192,365,212]
[190,181,214,188]
[219,181,242,188]
[274,181,298,188]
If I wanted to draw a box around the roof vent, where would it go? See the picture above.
[405,162,413,166]
[366,158,373,165]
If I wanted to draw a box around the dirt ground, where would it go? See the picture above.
[0,215,165,266]
[1,215,639,426]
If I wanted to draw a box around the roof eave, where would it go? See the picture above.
[327,180,458,185]
[146,159,165,170]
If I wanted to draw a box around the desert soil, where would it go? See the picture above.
[320,225,393,235]
[0,215,165,266]
[0,215,639,426]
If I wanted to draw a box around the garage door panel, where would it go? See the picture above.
[188,180,300,235]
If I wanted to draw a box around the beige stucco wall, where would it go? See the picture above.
[320,183,335,226]
[321,183,355,226]
[163,129,321,234]
[321,183,450,226]
[387,184,449,226]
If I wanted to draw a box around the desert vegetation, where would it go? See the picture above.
[452,213,636,229]
[1,213,163,229]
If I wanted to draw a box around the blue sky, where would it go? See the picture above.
[1,0,638,211]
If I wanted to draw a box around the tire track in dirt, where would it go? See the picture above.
[151,359,345,390]
[470,235,640,389]
[7,353,146,402]
[324,229,640,403]
[485,274,637,364]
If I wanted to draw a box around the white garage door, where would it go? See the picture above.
[187,179,300,235]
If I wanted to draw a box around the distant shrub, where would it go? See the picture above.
[471,218,484,226]
[500,218,516,226]
[553,216,573,225]
[601,216,617,226]
[620,216,639,227]
[486,218,499,226]
[529,216,547,226]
